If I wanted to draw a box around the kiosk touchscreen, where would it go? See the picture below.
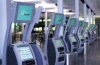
[55,39,64,47]
[14,43,36,65]
[78,34,84,39]
[84,34,88,38]
[69,36,76,43]
[17,46,33,61]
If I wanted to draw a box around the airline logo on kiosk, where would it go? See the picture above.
[17,5,33,21]
[21,10,30,16]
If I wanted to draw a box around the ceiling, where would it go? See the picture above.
[13,0,100,16]
[85,0,100,15]
[44,0,100,16]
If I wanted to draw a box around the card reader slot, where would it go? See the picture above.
[58,56,64,62]
[73,48,77,52]
[86,37,88,39]
[60,52,64,54]
[72,42,77,45]
[74,45,77,47]
[58,47,64,52]
[81,44,84,47]
[22,59,35,65]
[81,39,84,42]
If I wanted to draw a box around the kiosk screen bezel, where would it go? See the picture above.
[14,2,35,23]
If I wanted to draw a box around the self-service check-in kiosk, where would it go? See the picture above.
[6,2,37,65]
[92,25,97,41]
[76,21,85,53]
[86,24,96,44]
[5,2,45,65]
[83,22,89,43]
[63,18,78,53]
[88,24,97,43]
[63,18,78,65]
[45,13,66,65]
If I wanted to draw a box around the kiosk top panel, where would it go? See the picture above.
[84,22,88,28]
[53,13,64,25]
[93,25,97,30]
[89,24,93,30]
[79,21,84,27]
[14,2,35,23]
[68,18,77,26]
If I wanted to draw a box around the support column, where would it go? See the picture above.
[57,0,64,37]
[92,13,95,24]
[83,3,87,65]
[93,14,95,24]
[91,12,94,24]
[90,11,93,24]
[88,9,91,24]
[75,0,79,19]
[84,4,87,22]
[0,0,11,65]
[45,10,48,46]
[0,0,7,60]
[75,0,79,33]
[57,0,63,13]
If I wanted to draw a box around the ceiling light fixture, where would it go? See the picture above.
[13,0,41,3]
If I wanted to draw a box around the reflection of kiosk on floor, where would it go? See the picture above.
[45,13,66,65]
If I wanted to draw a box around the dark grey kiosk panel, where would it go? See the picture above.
[47,38,65,65]
[0,59,2,65]
[30,41,46,65]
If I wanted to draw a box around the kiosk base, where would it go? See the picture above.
[66,53,77,65]
[0,59,2,65]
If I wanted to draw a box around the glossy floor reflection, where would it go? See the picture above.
[77,38,100,65]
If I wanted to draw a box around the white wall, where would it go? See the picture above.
[0,0,7,59]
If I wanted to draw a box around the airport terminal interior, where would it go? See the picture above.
[0,0,100,65]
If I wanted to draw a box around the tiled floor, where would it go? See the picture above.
[77,38,100,65]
